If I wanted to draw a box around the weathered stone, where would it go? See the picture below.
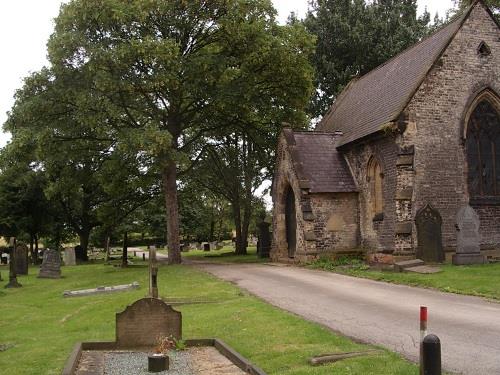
[395,222,413,235]
[453,205,487,265]
[395,188,413,200]
[38,249,62,279]
[416,205,444,263]
[304,231,316,241]
[63,282,139,297]
[15,243,28,275]
[116,298,181,348]
[396,154,414,166]
[394,259,424,272]
[63,247,76,266]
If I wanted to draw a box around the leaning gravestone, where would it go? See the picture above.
[15,243,28,275]
[116,298,182,348]
[63,247,76,266]
[453,205,487,265]
[38,249,62,278]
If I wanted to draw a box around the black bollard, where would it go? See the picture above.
[422,334,441,375]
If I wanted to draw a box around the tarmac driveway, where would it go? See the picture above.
[198,263,500,375]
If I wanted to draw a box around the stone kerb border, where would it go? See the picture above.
[61,338,267,375]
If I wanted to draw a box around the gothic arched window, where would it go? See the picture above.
[367,157,384,220]
[466,97,500,198]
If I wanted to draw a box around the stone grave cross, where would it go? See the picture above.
[149,245,158,298]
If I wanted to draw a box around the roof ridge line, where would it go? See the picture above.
[345,8,469,91]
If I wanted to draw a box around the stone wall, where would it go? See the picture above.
[343,136,399,257]
[271,135,311,262]
[401,3,500,253]
[309,193,359,254]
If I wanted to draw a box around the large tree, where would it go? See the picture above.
[305,0,431,118]
[454,0,499,20]
[47,0,314,263]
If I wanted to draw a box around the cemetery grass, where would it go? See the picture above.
[0,262,417,375]
[309,258,500,300]
[182,245,268,263]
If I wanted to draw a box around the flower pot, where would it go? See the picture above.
[148,353,169,372]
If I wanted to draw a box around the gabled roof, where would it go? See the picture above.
[317,1,491,147]
[282,129,357,193]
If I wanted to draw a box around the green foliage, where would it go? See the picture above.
[44,0,315,262]
[304,0,432,117]
[309,255,369,271]
[453,0,500,21]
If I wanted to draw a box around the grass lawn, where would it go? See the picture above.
[0,260,417,374]
[309,258,500,301]
[182,245,268,263]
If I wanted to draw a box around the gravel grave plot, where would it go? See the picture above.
[78,347,248,375]
[104,351,193,375]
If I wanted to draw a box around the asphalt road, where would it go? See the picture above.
[198,263,500,375]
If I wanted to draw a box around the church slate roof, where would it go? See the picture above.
[283,129,357,193]
[317,4,476,147]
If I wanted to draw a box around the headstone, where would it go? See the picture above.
[5,242,21,288]
[63,247,76,266]
[203,243,210,252]
[74,245,86,262]
[116,298,182,348]
[453,205,487,265]
[196,242,202,250]
[38,249,62,279]
[415,204,444,263]
[149,246,158,298]
[1,252,7,264]
[15,243,28,275]
[257,221,271,258]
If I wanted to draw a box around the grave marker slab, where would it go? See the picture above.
[15,243,28,275]
[38,249,62,278]
[115,298,181,348]
[453,205,487,265]
[416,204,444,263]
[63,247,76,266]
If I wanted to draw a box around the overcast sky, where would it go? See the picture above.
[0,0,455,147]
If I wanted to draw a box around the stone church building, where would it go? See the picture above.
[271,1,500,264]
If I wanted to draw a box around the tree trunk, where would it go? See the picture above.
[79,230,90,261]
[232,200,247,255]
[29,234,35,265]
[241,202,252,253]
[34,235,39,264]
[104,234,111,263]
[161,159,181,264]
[121,231,128,267]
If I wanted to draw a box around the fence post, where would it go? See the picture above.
[422,334,441,375]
